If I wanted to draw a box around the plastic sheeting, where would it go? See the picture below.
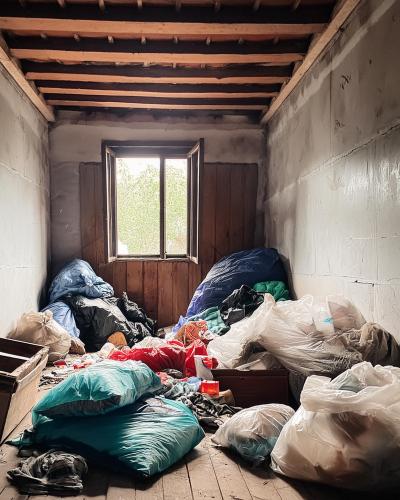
[9,311,71,363]
[271,362,400,491]
[49,259,114,303]
[175,248,287,331]
[42,301,80,338]
[32,360,161,421]
[13,397,204,478]
[212,404,294,464]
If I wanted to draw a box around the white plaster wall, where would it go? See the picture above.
[0,66,49,337]
[50,111,264,271]
[264,0,400,340]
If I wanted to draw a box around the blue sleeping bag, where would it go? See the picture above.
[49,259,114,303]
[41,301,80,338]
[175,248,287,330]
[11,397,204,478]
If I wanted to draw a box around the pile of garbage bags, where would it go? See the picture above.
[9,259,158,360]
[271,362,400,491]
[11,361,204,478]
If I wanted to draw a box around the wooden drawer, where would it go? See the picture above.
[0,338,48,443]
[211,368,289,408]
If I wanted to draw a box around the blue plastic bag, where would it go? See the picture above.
[41,301,80,338]
[49,259,114,303]
[175,248,287,330]
[14,397,204,478]
[32,360,161,421]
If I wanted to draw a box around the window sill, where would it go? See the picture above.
[114,257,193,263]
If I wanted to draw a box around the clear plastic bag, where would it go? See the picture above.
[212,404,295,464]
[10,311,71,362]
[256,295,364,376]
[271,362,400,491]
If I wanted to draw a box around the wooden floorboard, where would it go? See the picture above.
[0,411,388,500]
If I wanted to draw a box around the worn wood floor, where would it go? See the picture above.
[0,407,390,500]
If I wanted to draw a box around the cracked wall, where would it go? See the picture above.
[0,66,50,336]
[264,0,400,340]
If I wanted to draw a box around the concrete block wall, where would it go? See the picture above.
[49,111,264,272]
[264,0,400,340]
[0,66,49,337]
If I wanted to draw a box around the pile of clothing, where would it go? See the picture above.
[9,259,158,359]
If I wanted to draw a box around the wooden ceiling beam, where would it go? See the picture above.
[0,35,54,121]
[39,87,279,99]
[0,4,330,37]
[23,62,292,85]
[35,80,281,95]
[262,0,362,122]
[47,100,266,111]
[8,36,307,65]
[43,92,270,106]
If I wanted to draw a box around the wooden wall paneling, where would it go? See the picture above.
[172,262,189,322]
[98,262,114,288]
[112,260,127,297]
[229,166,245,253]
[188,262,202,300]
[126,261,144,306]
[93,162,105,269]
[215,164,231,261]
[243,165,258,249]
[79,163,97,267]
[200,164,217,278]
[142,261,158,322]
[157,262,174,327]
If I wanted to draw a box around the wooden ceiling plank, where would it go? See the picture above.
[0,4,331,37]
[43,93,270,105]
[262,0,362,122]
[0,35,54,121]
[22,61,292,84]
[11,48,304,64]
[39,86,279,98]
[47,100,266,110]
[26,72,289,84]
[34,80,281,93]
[0,19,325,37]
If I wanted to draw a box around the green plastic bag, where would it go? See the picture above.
[33,360,161,422]
[13,397,205,478]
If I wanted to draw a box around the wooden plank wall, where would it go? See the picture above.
[80,162,259,327]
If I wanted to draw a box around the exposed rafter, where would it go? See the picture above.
[0,4,330,37]
[0,36,54,121]
[262,0,362,122]
[7,37,308,65]
[22,61,292,85]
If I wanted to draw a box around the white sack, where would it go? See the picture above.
[271,362,400,491]
[212,403,294,464]
[257,295,364,376]
[10,311,71,362]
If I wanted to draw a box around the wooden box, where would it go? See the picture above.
[0,338,48,443]
[211,369,289,408]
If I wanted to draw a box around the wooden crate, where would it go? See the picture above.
[211,368,290,408]
[0,338,48,443]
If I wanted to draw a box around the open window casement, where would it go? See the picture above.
[102,140,203,263]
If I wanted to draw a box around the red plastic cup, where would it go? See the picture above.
[200,380,220,397]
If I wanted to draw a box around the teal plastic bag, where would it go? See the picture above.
[13,397,204,478]
[33,360,161,422]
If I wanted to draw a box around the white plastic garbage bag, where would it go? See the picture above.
[207,295,276,368]
[212,404,294,464]
[10,311,71,362]
[257,295,364,376]
[271,362,400,491]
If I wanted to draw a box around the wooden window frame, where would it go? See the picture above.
[102,140,203,263]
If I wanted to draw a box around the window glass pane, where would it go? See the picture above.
[165,158,188,255]
[116,157,160,255]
